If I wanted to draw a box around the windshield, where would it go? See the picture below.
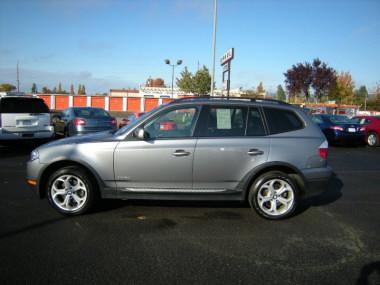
[114,105,165,136]
[328,115,353,124]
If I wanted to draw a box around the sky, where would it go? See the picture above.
[0,0,379,94]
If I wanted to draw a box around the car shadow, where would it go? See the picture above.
[295,173,343,216]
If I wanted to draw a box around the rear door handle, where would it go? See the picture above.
[247,149,264,156]
[172,150,191,157]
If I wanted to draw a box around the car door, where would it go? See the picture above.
[114,105,200,191]
[193,105,269,191]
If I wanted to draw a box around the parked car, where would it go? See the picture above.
[54,107,117,137]
[312,114,365,146]
[118,112,145,129]
[0,95,54,141]
[352,115,380,147]
[27,97,332,220]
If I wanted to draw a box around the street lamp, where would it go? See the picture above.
[165,59,182,98]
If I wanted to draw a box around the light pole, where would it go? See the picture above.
[165,59,182,98]
[210,0,218,96]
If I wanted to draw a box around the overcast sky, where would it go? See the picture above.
[0,0,379,94]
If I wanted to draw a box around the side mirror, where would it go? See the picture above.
[134,127,148,140]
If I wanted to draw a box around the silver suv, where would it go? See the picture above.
[26,97,332,219]
[0,95,54,140]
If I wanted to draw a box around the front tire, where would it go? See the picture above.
[367,132,379,147]
[248,171,299,220]
[46,166,97,215]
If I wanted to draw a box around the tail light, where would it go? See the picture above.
[111,118,117,125]
[319,140,329,159]
[359,127,365,132]
[330,126,344,131]
[74,118,87,126]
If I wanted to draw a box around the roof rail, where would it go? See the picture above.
[169,96,289,105]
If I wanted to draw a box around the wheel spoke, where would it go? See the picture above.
[72,194,84,205]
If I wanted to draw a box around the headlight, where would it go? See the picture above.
[30,150,39,161]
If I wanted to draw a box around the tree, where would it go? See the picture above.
[256,82,265,97]
[329,72,355,104]
[284,58,336,102]
[0,83,16,92]
[58,82,63,94]
[192,66,211,95]
[176,67,193,93]
[311,58,337,101]
[31,83,38,93]
[81,85,86,95]
[41,86,51,94]
[70,83,75,95]
[52,87,57,94]
[354,85,368,106]
[77,84,82,95]
[284,62,313,101]
[276,85,286,101]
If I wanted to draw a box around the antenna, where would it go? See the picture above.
[16,61,20,92]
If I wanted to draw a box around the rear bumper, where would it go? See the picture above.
[330,132,365,144]
[301,166,333,198]
[0,127,54,140]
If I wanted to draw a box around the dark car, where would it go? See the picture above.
[352,115,380,147]
[54,107,117,137]
[312,114,365,145]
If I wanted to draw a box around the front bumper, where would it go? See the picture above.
[302,166,333,198]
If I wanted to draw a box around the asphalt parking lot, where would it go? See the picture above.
[0,142,379,285]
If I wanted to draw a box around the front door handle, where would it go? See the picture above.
[247,149,264,156]
[172,150,191,157]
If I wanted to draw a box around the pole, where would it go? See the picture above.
[210,0,217,96]
[227,62,231,98]
[171,64,175,98]
[17,61,20,92]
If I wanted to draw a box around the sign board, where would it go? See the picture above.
[220,48,234,66]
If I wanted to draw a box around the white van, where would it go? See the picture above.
[0,95,54,140]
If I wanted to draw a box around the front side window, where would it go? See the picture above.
[143,106,199,139]
[199,106,247,137]
[264,107,304,134]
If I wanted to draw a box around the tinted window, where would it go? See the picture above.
[73,108,110,118]
[246,107,265,136]
[0,98,49,113]
[144,106,199,139]
[264,108,304,134]
[199,106,247,137]
[328,115,352,124]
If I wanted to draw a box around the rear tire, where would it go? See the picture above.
[367,132,379,147]
[46,166,98,215]
[248,171,299,220]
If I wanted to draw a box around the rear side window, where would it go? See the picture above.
[199,106,247,137]
[0,98,49,113]
[264,107,304,134]
[246,107,266,136]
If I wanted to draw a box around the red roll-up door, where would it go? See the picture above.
[144,98,159,112]
[127,98,141,112]
[73,96,87,107]
[91,96,105,108]
[55,96,69,110]
[109,97,123,111]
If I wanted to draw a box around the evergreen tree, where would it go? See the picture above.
[58,82,63,94]
[192,66,211,95]
[176,67,193,93]
[77,84,82,95]
[276,85,286,101]
[256,82,265,97]
[354,86,368,106]
[70,84,75,95]
[31,83,38,93]
[81,85,86,95]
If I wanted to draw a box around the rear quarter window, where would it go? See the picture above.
[264,107,304,134]
[0,98,50,113]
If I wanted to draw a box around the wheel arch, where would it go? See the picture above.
[241,162,306,201]
[38,159,102,199]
